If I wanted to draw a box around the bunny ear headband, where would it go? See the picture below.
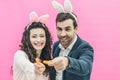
[52,0,78,24]
[26,11,49,30]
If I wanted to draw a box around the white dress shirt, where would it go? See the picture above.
[56,35,77,80]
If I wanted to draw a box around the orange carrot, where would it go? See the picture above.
[43,60,50,65]
[35,58,40,65]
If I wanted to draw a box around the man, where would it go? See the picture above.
[49,12,94,80]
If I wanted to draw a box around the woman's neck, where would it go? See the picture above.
[36,50,42,58]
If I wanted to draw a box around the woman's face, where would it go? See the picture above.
[30,28,46,52]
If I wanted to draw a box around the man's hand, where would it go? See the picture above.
[48,57,69,71]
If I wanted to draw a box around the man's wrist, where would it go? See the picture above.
[64,56,70,69]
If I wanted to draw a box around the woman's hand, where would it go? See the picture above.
[34,62,46,75]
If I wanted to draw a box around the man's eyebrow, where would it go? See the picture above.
[56,26,60,28]
[56,26,71,29]
[65,26,71,28]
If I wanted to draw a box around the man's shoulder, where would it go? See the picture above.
[77,36,90,45]
[53,41,59,47]
[76,36,93,49]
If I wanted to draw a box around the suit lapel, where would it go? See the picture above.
[53,46,60,58]
[68,36,81,56]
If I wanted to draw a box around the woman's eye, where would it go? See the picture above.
[40,35,44,37]
[32,36,37,38]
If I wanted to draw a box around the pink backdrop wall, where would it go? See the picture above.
[0,0,120,80]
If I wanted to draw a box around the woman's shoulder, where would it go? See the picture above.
[15,50,25,54]
[14,50,27,57]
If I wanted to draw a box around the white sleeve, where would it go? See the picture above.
[14,50,35,80]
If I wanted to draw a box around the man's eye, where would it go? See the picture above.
[57,28,61,31]
[66,29,70,31]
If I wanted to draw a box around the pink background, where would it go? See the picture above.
[0,0,120,80]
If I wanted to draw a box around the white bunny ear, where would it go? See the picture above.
[52,0,64,12]
[37,14,49,24]
[64,0,72,12]
[29,11,38,23]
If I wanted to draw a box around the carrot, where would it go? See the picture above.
[43,60,50,65]
[35,58,40,65]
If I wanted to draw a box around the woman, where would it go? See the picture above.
[13,12,53,80]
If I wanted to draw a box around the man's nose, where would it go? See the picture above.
[61,30,66,36]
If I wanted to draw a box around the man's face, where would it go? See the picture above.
[56,19,77,48]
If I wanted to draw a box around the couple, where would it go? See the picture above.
[13,0,94,80]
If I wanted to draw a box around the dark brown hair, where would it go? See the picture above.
[56,12,78,28]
